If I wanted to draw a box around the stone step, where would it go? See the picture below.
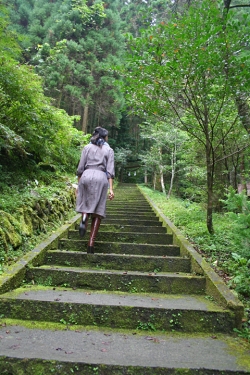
[77,224,167,234]
[106,207,154,212]
[59,240,181,256]
[103,218,163,226]
[107,201,149,206]
[68,230,173,244]
[100,225,166,233]
[44,251,191,273]
[1,324,249,374]
[103,213,160,220]
[105,211,156,218]
[25,267,206,294]
[0,287,235,333]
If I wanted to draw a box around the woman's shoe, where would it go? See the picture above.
[79,213,88,237]
[87,246,94,254]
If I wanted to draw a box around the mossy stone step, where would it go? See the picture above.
[103,211,159,223]
[68,230,173,244]
[107,201,149,205]
[106,203,154,215]
[103,217,162,225]
[75,223,166,234]
[0,287,235,333]
[59,240,181,256]
[25,267,206,294]
[103,213,159,220]
[0,324,249,374]
[100,225,166,234]
[104,211,155,217]
[44,251,191,273]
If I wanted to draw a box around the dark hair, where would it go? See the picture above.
[90,127,108,146]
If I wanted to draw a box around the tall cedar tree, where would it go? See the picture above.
[8,0,125,135]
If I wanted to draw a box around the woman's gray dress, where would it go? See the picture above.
[76,143,115,218]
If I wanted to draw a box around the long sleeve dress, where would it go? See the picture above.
[76,143,115,218]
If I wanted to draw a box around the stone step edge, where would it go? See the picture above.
[58,240,181,256]
[59,239,180,248]
[0,298,234,333]
[24,267,206,295]
[0,286,227,312]
[46,249,187,260]
[44,251,190,272]
[27,265,204,279]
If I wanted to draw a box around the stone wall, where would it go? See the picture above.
[0,187,76,253]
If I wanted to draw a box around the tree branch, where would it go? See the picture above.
[229,4,250,9]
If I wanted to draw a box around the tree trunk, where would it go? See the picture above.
[57,90,63,108]
[167,144,177,199]
[153,172,156,190]
[206,139,215,235]
[82,93,90,133]
[235,95,250,135]
[158,147,166,194]
[159,165,166,195]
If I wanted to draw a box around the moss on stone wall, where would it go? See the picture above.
[0,187,75,257]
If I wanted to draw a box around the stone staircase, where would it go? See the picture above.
[0,184,249,374]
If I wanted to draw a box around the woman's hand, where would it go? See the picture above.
[108,189,114,200]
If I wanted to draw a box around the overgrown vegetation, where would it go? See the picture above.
[139,184,250,341]
[0,170,77,274]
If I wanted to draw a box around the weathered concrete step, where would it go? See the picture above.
[107,201,149,206]
[103,217,162,225]
[59,240,181,256]
[75,223,166,234]
[44,251,191,273]
[107,203,152,215]
[112,191,144,195]
[25,267,206,294]
[68,230,173,244]
[0,288,235,333]
[104,210,155,217]
[100,225,166,234]
[1,324,249,375]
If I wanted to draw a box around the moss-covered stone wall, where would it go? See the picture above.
[0,187,76,254]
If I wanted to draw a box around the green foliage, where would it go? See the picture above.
[225,253,250,297]
[234,316,250,343]
[0,3,21,59]
[137,314,156,331]
[72,0,106,27]
[221,186,250,214]
[122,0,250,232]
[8,0,125,133]
[0,3,84,171]
[0,55,82,167]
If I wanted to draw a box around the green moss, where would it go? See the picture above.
[0,210,22,248]
[17,207,34,236]
[0,227,8,251]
